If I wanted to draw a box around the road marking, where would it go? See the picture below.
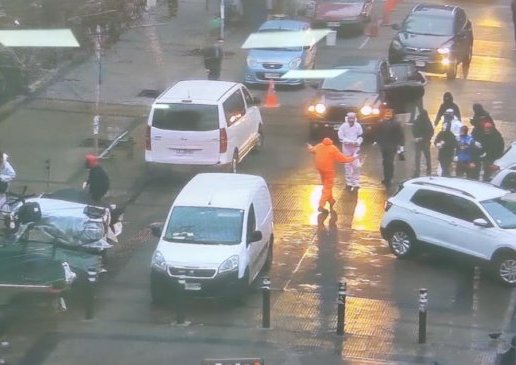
[283,241,316,291]
[359,37,370,49]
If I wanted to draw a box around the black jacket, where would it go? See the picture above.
[412,113,434,141]
[434,102,461,125]
[434,130,457,159]
[87,165,110,199]
[481,130,505,162]
[376,118,405,150]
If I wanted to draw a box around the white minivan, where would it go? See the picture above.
[145,80,264,173]
[150,173,274,301]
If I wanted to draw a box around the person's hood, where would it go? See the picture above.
[322,138,334,146]
[473,103,486,115]
[315,2,364,20]
[443,92,453,103]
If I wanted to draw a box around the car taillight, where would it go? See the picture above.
[145,125,151,151]
[219,128,228,153]
[384,201,393,211]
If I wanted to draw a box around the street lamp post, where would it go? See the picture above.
[219,0,225,41]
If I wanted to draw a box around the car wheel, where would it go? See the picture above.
[150,275,167,305]
[263,236,273,271]
[229,151,238,173]
[494,253,516,286]
[387,225,417,258]
[446,62,457,80]
[252,128,264,154]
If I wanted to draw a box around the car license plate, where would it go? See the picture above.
[174,149,193,155]
[264,73,280,79]
[415,60,425,67]
[184,282,201,291]
[327,22,340,27]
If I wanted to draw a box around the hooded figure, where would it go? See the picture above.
[375,108,405,187]
[481,122,504,181]
[434,122,457,177]
[443,108,463,140]
[337,112,363,190]
[434,92,461,126]
[412,109,434,177]
[307,138,355,213]
[84,154,110,203]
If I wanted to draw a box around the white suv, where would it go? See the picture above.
[380,177,516,286]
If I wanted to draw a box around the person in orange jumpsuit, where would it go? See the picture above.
[307,137,356,213]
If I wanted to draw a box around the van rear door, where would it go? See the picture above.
[148,103,221,165]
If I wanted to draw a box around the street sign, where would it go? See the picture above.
[0,29,79,48]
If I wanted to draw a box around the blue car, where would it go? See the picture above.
[244,19,317,87]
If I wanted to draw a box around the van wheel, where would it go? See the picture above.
[230,151,238,173]
[252,128,264,154]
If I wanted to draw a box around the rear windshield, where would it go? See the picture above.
[163,206,244,245]
[151,103,219,131]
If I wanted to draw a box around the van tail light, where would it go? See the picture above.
[384,201,393,212]
[145,125,151,151]
[219,128,228,153]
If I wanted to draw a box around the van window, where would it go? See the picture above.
[151,103,219,131]
[164,206,244,244]
[246,204,256,239]
[223,90,246,127]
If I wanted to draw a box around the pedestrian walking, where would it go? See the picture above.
[455,126,478,179]
[83,154,110,204]
[0,152,15,211]
[434,122,457,177]
[307,138,356,213]
[375,107,405,187]
[337,112,363,191]
[411,109,433,177]
[480,122,504,181]
[434,91,461,126]
[203,42,223,80]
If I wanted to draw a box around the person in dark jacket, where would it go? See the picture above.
[481,122,504,181]
[434,122,457,177]
[203,42,223,80]
[376,108,405,187]
[412,109,434,177]
[433,91,461,126]
[84,154,110,203]
[470,103,494,132]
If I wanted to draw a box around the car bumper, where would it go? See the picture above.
[151,268,243,298]
[145,160,229,173]
[312,18,365,28]
[390,51,455,74]
[245,70,302,85]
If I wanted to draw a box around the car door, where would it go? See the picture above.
[222,89,249,159]
[242,86,261,149]
[437,195,498,259]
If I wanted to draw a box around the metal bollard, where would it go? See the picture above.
[85,269,97,320]
[262,277,271,329]
[175,284,186,325]
[336,281,346,335]
[418,288,428,344]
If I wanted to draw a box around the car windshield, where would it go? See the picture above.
[481,195,516,229]
[403,15,454,36]
[321,71,377,93]
[255,30,303,52]
[163,206,244,244]
[151,103,219,131]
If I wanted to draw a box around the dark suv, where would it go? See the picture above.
[388,4,473,80]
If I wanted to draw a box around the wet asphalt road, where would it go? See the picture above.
[1,0,516,364]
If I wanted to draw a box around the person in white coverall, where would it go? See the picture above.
[0,152,15,212]
[337,112,363,191]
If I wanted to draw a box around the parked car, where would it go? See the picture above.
[491,141,516,176]
[381,176,516,286]
[244,19,317,87]
[388,4,474,80]
[150,173,274,303]
[145,80,263,173]
[490,165,516,191]
[305,56,426,140]
[310,0,373,34]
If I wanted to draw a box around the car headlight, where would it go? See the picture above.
[289,57,302,69]
[219,255,239,273]
[372,107,380,115]
[151,250,167,271]
[246,56,258,67]
[391,40,402,50]
[360,105,373,116]
[437,47,450,54]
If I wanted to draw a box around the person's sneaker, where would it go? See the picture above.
[318,207,329,214]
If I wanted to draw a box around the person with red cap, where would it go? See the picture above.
[480,122,504,181]
[84,154,110,203]
[307,138,356,214]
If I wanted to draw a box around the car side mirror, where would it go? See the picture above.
[473,218,491,228]
[391,24,401,31]
[248,230,262,243]
[150,222,164,237]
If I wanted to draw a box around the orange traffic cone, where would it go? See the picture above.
[262,79,280,108]
[382,0,394,26]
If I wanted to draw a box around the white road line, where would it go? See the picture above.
[282,242,315,291]
[359,37,370,49]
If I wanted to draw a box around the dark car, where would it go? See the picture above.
[310,0,373,34]
[388,4,474,80]
[305,57,426,140]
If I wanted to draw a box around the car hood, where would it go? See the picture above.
[247,49,302,63]
[157,241,240,267]
[397,32,453,50]
[314,89,379,107]
[315,2,364,20]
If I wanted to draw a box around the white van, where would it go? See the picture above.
[145,80,264,173]
[150,173,274,301]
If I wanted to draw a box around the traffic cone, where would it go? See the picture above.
[382,0,394,26]
[262,79,280,108]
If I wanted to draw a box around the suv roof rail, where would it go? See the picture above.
[411,181,474,198]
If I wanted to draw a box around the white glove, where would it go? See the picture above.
[453,156,458,162]
[82,181,88,190]
[397,146,405,154]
